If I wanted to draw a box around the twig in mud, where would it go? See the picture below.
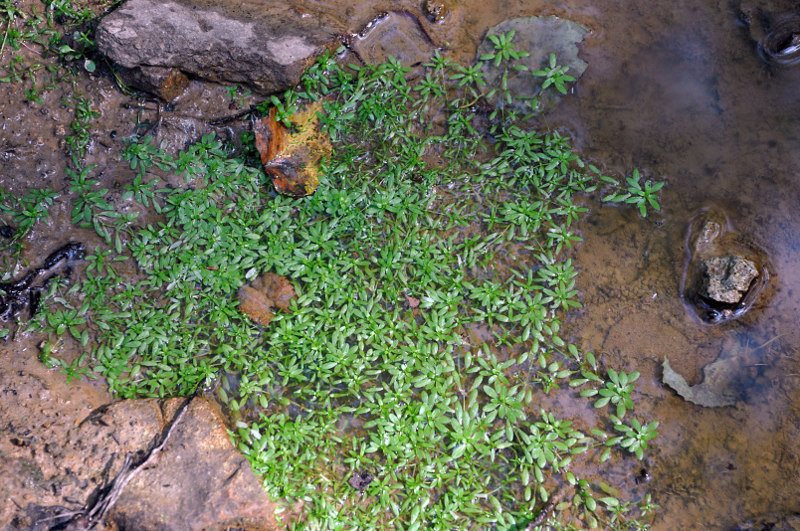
[41,396,195,530]
[526,486,565,530]
[86,396,194,526]
[207,105,257,126]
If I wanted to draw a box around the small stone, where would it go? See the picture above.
[694,219,722,252]
[238,272,296,326]
[700,255,759,304]
[348,470,374,492]
[423,0,450,23]
[117,65,190,102]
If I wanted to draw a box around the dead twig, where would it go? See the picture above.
[41,396,195,530]
[526,486,565,530]
[86,396,193,526]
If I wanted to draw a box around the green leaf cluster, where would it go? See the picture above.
[19,32,662,530]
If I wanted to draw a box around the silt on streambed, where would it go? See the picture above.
[1,0,800,529]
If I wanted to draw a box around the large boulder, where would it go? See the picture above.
[95,0,346,97]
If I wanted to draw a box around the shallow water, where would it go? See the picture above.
[337,0,800,528]
[3,0,800,528]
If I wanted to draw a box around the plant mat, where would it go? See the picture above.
[13,34,665,529]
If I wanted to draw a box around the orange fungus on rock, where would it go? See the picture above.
[253,101,331,197]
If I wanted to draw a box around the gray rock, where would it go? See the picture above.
[700,254,759,304]
[96,0,345,97]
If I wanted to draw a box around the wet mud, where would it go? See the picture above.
[2,0,800,529]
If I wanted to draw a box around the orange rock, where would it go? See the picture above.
[253,102,331,197]
[238,272,296,326]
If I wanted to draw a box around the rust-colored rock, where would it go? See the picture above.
[118,65,190,102]
[253,102,331,197]
[238,272,296,326]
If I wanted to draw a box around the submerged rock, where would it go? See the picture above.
[681,208,771,324]
[347,10,438,67]
[476,16,589,112]
[96,0,345,98]
[423,0,451,24]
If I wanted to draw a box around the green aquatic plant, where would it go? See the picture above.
[603,167,665,217]
[0,187,58,272]
[612,417,659,460]
[22,31,665,530]
[581,368,640,418]
[533,52,576,95]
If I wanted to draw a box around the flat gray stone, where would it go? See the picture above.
[96,0,345,96]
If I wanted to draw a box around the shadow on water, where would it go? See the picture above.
[535,0,800,528]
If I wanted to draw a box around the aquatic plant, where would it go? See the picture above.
[17,29,666,529]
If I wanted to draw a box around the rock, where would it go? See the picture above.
[238,272,296,326]
[700,255,759,304]
[681,208,771,324]
[96,0,345,98]
[348,471,374,492]
[476,16,588,112]
[253,101,331,197]
[423,0,451,24]
[105,398,281,531]
[348,10,438,67]
[4,396,282,530]
[118,65,189,102]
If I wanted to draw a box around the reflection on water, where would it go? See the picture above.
[313,0,800,528]
[539,1,800,528]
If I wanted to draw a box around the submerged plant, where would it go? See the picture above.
[603,168,665,217]
[533,52,576,95]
